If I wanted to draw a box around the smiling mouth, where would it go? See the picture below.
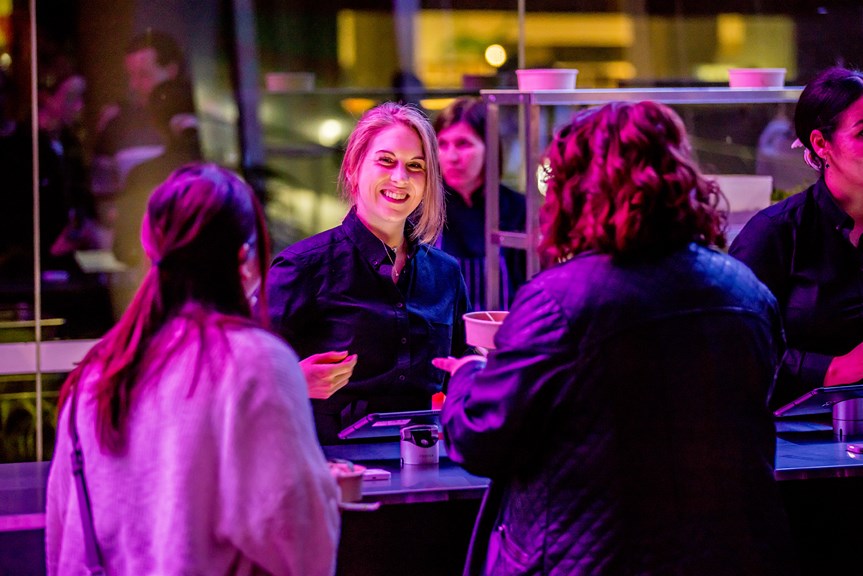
[382,189,409,202]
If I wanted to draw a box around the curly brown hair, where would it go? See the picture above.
[538,101,726,265]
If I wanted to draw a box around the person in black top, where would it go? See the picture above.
[2,68,99,274]
[730,67,863,407]
[434,97,526,310]
[110,78,201,318]
[0,60,112,337]
[266,102,470,444]
[91,30,186,210]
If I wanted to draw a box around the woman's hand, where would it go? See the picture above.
[300,351,358,399]
[432,355,487,375]
[825,341,863,387]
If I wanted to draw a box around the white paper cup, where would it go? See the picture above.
[516,69,578,91]
[464,311,509,350]
[728,68,786,88]
[328,460,366,502]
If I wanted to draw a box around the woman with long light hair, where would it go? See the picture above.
[267,102,470,444]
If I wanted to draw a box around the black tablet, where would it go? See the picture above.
[338,409,441,441]
[773,383,863,417]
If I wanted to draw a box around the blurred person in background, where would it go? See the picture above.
[266,102,470,444]
[90,29,186,235]
[0,57,112,337]
[47,163,340,575]
[434,97,525,311]
[1,60,100,275]
[435,101,796,575]
[110,77,200,318]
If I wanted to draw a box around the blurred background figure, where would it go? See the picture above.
[1,58,99,275]
[35,66,103,260]
[755,103,818,198]
[436,101,796,575]
[391,69,425,111]
[0,55,112,338]
[110,77,200,319]
[90,29,187,237]
[47,163,340,575]
[434,97,525,311]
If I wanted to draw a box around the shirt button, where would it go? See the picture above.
[398,375,406,381]
[401,337,407,344]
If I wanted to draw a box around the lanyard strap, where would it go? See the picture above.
[68,384,106,576]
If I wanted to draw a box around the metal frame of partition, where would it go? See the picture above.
[481,87,805,310]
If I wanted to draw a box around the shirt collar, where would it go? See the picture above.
[814,177,855,237]
[342,207,418,271]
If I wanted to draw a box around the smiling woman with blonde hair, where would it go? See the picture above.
[267,102,470,444]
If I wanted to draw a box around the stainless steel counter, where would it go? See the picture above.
[774,416,863,480]
[323,442,489,505]
[4,419,863,533]
[5,426,863,575]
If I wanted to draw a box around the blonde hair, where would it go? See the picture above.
[339,102,445,244]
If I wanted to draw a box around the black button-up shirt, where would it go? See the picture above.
[439,183,527,310]
[730,178,863,407]
[266,207,470,442]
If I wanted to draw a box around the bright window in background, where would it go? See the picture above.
[334,10,795,89]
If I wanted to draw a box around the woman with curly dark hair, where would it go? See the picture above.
[435,101,796,575]
[538,100,726,263]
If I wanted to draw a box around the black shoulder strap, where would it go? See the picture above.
[68,384,106,575]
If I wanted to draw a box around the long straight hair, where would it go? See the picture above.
[58,163,271,452]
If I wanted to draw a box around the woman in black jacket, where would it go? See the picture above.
[435,101,797,576]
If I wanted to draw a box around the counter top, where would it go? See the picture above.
[0,461,49,532]
[774,416,863,480]
[323,442,488,505]
[5,419,863,532]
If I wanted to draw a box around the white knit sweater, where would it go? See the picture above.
[46,315,340,575]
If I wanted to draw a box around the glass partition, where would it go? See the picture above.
[1,0,862,462]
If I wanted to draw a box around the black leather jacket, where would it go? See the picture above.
[443,243,797,575]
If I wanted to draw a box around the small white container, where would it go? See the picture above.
[463,311,509,350]
[516,69,578,91]
[707,174,773,213]
[328,460,366,502]
[728,68,786,88]
[265,72,315,92]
